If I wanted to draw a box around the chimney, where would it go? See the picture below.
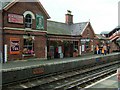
[65,10,73,24]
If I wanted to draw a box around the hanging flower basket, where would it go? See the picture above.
[23,48,34,54]
[26,37,33,44]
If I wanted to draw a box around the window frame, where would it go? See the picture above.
[22,35,35,56]
[25,14,32,28]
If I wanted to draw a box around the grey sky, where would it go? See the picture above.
[40,0,119,34]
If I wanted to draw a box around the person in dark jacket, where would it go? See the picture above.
[107,44,110,54]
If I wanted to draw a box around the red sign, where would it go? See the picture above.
[10,38,20,54]
[32,68,44,75]
[8,14,23,24]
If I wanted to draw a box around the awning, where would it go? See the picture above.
[49,38,79,41]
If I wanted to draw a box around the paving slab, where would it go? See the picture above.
[85,73,119,89]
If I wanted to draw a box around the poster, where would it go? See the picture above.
[10,38,20,54]
[82,45,84,51]
[36,14,44,29]
[79,46,81,55]
[58,46,62,53]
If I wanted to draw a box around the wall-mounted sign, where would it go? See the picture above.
[36,14,44,29]
[10,38,20,54]
[8,14,23,24]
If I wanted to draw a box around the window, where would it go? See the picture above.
[25,14,32,28]
[85,41,89,49]
[23,36,34,56]
[73,41,78,52]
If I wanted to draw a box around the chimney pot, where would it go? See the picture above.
[67,10,72,14]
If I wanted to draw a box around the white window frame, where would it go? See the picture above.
[22,35,35,57]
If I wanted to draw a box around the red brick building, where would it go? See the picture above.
[47,11,96,58]
[1,1,97,61]
[100,26,120,52]
[108,26,120,52]
[1,0,50,61]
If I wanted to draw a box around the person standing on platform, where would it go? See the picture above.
[107,44,110,54]
[102,46,105,55]
[103,44,107,55]
[96,45,99,54]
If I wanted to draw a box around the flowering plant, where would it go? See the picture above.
[23,48,34,54]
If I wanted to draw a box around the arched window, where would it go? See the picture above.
[25,14,32,28]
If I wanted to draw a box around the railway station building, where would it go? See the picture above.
[1,0,97,61]
[47,10,96,59]
[1,0,50,61]
[100,26,120,52]
[108,26,120,52]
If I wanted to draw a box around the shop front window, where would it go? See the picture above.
[23,36,34,55]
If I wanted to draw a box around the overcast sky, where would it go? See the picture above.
[40,0,119,34]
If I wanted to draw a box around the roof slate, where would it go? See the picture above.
[96,34,108,40]
[47,20,88,36]
[70,22,88,35]
[100,31,110,34]
[47,20,70,35]
[0,0,13,9]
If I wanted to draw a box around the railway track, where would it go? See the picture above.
[3,60,120,90]
[33,61,119,90]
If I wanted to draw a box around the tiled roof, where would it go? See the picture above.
[71,22,88,35]
[0,0,50,18]
[0,0,13,9]
[47,20,88,36]
[100,31,110,34]
[96,34,108,40]
[47,20,70,35]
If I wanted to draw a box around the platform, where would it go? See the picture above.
[2,53,120,71]
[1,52,120,85]
[85,73,119,89]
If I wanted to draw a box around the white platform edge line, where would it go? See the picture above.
[85,73,117,88]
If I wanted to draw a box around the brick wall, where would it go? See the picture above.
[34,35,46,58]
[82,24,95,39]
[110,42,119,52]
[3,2,47,30]
[81,24,95,54]
[4,30,47,61]
[3,2,48,61]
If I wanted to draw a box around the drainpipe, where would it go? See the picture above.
[0,1,3,63]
